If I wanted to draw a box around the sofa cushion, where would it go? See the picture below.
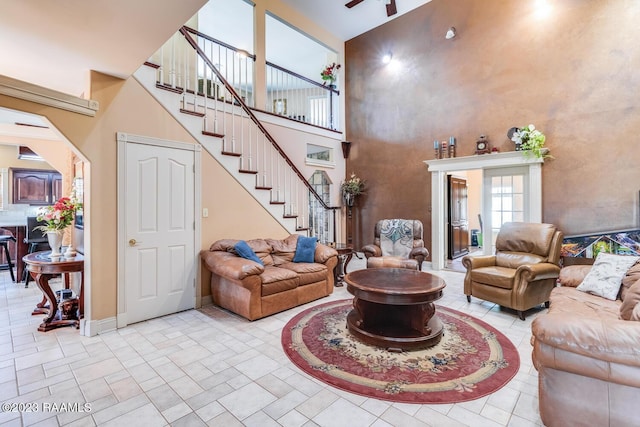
[280,262,327,285]
[549,285,621,320]
[267,235,298,265]
[234,240,263,265]
[211,238,274,266]
[620,279,640,320]
[471,266,516,289]
[576,253,639,300]
[246,238,274,266]
[496,251,546,269]
[260,266,299,296]
[293,236,317,263]
[621,261,640,301]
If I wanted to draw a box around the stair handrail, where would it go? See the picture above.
[179,26,335,212]
[266,60,339,95]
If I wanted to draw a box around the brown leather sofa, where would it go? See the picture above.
[461,222,563,319]
[532,264,640,427]
[201,234,338,320]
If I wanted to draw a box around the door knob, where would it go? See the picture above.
[129,239,138,246]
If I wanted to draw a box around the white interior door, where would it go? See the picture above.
[482,166,529,254]
[123,141,196,324]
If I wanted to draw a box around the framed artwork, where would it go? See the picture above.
[274,98,287,115]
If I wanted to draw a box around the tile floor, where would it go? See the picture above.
[0,256,546,426]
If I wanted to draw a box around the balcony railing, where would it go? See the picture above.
[266,61,340,130]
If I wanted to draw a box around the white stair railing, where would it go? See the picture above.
[149,27,336,241]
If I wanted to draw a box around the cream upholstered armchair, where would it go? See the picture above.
[362,219,429,271]
[461,222,563,320]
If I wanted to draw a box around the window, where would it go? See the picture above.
[306,144,334,168]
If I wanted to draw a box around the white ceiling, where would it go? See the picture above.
[280,0,433,41]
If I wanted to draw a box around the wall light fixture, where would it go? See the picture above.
[445,27,456,40]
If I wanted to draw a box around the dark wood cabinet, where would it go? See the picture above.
[11,168,62,205]
[448,175,469,259]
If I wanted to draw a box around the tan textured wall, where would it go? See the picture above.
[0,71,288,320]
[345,0,640,250]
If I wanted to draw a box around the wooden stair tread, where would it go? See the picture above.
[202,131,225,138]
[239,169,258,174]
[179,108,205,117]
[255,186,272,190]
[144,61,160,69]
[283,214,298,219]
[221,151,241,157]
[270,201,285,205]
[156,83,183,94]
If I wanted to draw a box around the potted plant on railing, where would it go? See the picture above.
[321,63,341,88]
[35,196,82,258]
[341,173,365,207]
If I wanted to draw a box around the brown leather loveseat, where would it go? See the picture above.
[201,234,338,320]
[531,263,640,427]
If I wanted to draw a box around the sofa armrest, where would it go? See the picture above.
[315,243,338,264]
[362,244,381,258]
[532,313,640,368]
[461,255,496,270]
[558,264,592,287]
[410,247,429,266]
[200,250,264,280]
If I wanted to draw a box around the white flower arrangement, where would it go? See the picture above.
[511,124,549,159]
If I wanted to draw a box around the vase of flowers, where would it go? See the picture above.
[321,63,341,87]
[35,196,82,257]
[341,173,365,206]
[511,124,549,159]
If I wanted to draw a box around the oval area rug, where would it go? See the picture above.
[282,299,519,404]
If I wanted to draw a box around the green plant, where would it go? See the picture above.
[511,124,550,159]
[341,173,365,196]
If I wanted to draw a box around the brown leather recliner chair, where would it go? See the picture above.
[461,222,563,320]
[362,219,429,271]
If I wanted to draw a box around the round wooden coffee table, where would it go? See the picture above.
[345,268,446,351]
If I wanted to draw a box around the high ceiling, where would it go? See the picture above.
[280,0,433,41]
[0,0,432,137]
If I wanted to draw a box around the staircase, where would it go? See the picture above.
[134,27,338,242]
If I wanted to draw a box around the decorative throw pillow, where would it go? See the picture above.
[576,253,639,300]
[234,240,263,265]
[293,236,317,263]
[620,278,640,320]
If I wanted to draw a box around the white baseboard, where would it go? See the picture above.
[82,316,117,336]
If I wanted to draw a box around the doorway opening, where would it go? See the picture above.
[425,152,546,271]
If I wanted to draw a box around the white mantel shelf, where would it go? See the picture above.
[424,150,544,172]
[424,150,547,271]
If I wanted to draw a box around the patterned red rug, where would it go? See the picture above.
[282,299,519,404]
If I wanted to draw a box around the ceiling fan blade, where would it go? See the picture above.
[386,0,397,16]
[345,0,365,8]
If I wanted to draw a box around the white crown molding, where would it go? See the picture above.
[0,75,99,117]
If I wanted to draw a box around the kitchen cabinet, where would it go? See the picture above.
[11,168,62,205]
